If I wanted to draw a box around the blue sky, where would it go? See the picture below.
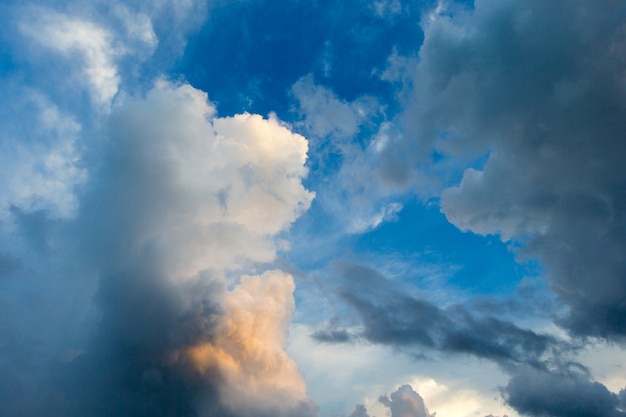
[1,1,626,417]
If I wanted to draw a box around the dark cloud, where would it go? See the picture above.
[379,384,434,417]
[504,364,626,417]
[316,263,558,367]
[384,0,626,340]
[349,404,371,417]
[347,385,434,417]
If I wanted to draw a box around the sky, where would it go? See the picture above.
[1,0,626,416]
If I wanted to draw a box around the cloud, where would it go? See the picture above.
[379,385,435,417]
[316,263,558,367]
[503,364,626,417]
[0,86,85,219]
[349,404,372,417]
[187,271,317,417]
[0,81,315,417]
[390,0,626,340]
[291,76,412,233]
[291,74,374,141]
[20,10,125,107]
[13,0,204,111]
[346,385,434,417]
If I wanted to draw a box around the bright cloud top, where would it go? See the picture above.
[73,81,315,416]
[0,79,315,417]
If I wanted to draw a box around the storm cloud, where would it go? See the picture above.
[391,0,626,340]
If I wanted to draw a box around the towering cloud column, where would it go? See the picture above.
[56,81,316,417]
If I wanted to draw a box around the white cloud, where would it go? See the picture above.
[371,0,402,19]
[348,202,403,234]
[0,90,85,219]
[21,10,124,107]
[291,74,378,142]
[111,4,158,51]
[94,81,314,278]
[288,323,517,417]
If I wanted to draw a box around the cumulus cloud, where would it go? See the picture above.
[380,385,435,417]
[187,271,317,417]
[503,365,626,417]
[349,404,372,417]
[387,0,626,340]
[0,81,315,417]
[346,385,434,417]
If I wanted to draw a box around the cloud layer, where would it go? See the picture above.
[315,263,556,367]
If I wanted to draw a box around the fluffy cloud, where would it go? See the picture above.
[347,385,434,417]
[187,271,317,417]
[504,365,626,417]
[81,82,313,275]
[380,385,435,417]
[391,0,626,339]
[0,81,315,417]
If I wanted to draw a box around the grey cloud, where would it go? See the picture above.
[349,404,371,417]
[316,263,558,367]
[312,328,352,344]
[379,384,434,417]
[291,74,372,141]
[393,0,626,339]
[504,365,626,417]
[346,385,434,417]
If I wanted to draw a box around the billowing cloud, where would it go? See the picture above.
[187,271,317,417]
[347,385,435,417]
[0,81,315,417]
[380,385,435,417]
[386,0,626,339]
[504,365,626,417]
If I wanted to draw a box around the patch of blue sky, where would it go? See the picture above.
[353,199,527,296]
[178,0,426,118]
